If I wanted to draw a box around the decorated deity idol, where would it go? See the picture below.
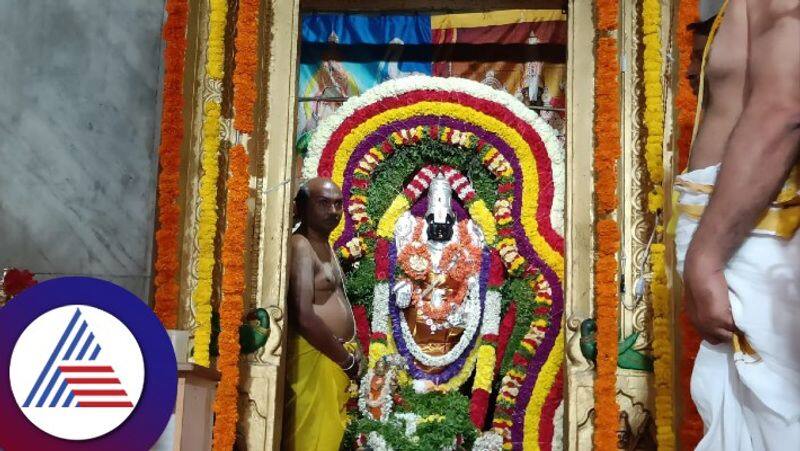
[393,174,486,375]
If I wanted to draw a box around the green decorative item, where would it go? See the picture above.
[239,308,270,354]
[617,332,654,372]
[352,387,478,451]
[296,130,313,158]
[578,320,653,372]
[579,318,597,366]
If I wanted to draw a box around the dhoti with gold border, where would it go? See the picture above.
[675,165,800,450]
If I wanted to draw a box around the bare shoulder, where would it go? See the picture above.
[746,0,800,21]
[290,234,314,259]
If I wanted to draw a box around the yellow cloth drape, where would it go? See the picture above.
[283,334,352,451]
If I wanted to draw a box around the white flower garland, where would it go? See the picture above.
[481,290,502,336]
[397,276,482,368]
[393,412,420,437]
[372,283,390,334]
[366,431,394,451]
[552,400,565,451]
[302,75,565,237]
[474,431,504,451]
[358,367,397,422]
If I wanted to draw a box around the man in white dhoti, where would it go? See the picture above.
[674,0,800,449]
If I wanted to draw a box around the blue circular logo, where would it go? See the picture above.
[0,277,177,450]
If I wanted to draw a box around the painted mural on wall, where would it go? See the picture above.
[297,10,567,156]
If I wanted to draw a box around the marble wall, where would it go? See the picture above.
[0,1,167,300]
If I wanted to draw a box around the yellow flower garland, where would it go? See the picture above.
[523,333,564,451]
[433,347,478,392]
[368,341,390,368]
[377,196,410,239]
[468,200,497,245]
[642,0,674,447]
[191,0,227,367]
[327,102,564,279]
[473,344,496,392]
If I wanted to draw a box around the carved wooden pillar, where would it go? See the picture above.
[237,0,300,450]
[563,1,598,449]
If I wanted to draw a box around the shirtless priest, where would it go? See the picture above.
[283,178,361,450]
[675,0,800,449]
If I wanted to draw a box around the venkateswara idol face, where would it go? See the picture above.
[425,175,456,242]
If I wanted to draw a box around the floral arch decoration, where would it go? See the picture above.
[302,75,565,448]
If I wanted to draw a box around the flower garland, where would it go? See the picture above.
[642,0,675,448]
[371,162,510,270]
[354,388,478,450]
[153,0,189,329]
[302,76,566,267]
[349,133,512,251]
[0,268,37,304]
[232,0,259,134]
[490,273,553,445]
[211,144,248,450]
[391,246,484,374]
[675,0,704,447]
[303,75,565,446]
[191,0,228,369]
[211,0,259,446]
[359,366,398,422]
[593,1,622,448]
[676,0,699,173]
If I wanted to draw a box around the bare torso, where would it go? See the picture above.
[688,0,748,170]
[301,235,356,341]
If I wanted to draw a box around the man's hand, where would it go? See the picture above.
[683,249,737,344]
[342,352,362,380]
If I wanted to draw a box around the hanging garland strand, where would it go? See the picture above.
[642,0,675,447]
[675,0,704,447]
[593,1,621,449]
[192,0,228,368]
[153,0,189,329]
[676,0,700,173]
[211,0,260,447]
[232,0,259,134]
[212,144,249,450]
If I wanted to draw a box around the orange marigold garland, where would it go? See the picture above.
[211,144,249,451]
[596,0,620,42]
[676,0,699,173]
[593,2,621,449]
[232,0,259,134]
[211,0,260,446]
[595,38,621,216]
[675,0,704,447]
[153,0,189,329]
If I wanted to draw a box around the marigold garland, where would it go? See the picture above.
[192,100,220,368]
[191,0,228,368]
[642,0,675,447]
[232,0,259,133]
[676,0,699,173]
[596,0,620,33]
[594,220,620,451]
[211,144,248,451]
[211,0,260,445]
[153,0,189,329]
[593,0,621,446]
[675,0,703,447]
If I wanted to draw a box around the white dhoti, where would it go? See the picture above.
[675,165,800,450]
